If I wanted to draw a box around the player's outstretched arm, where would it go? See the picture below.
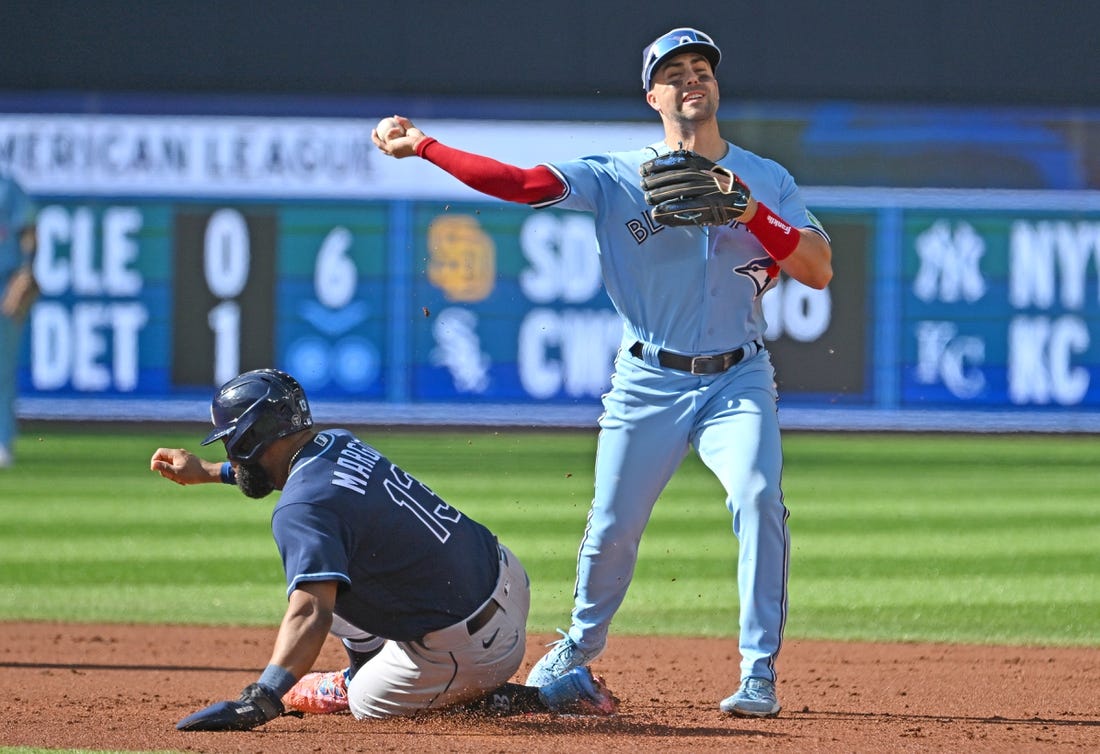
[150,447,223,485]
[372,115,565,205]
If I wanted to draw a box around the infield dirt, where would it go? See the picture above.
[1,622,1096,752]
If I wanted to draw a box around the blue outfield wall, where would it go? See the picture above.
[5,100,1100,432]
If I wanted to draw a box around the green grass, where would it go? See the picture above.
[777,434,1100,644]
[1,425,1097,646]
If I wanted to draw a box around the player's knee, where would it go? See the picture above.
[727,484,784,521]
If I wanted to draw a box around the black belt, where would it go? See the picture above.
[629,341,760,375]
[466,598,502,635]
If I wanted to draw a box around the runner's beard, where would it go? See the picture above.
[236,462,276,498]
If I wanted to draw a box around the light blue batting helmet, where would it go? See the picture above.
[641,27,722,90]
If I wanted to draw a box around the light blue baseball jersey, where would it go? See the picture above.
[0,173,35,282]
[538,141,828,355]
[1,172,35,453]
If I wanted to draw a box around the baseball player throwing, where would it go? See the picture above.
[373,27,832,717]
[151,368,616,730]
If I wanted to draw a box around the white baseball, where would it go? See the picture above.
[375,116,405,144]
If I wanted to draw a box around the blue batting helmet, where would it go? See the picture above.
[201,369,313,464]
[641,27,722,90]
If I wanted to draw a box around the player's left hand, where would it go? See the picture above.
[640,149,754,226]
[176,683,286,731]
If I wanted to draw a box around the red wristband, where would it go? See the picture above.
[414,136,438,158]
[745,202,799,261]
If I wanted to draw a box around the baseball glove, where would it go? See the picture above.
[640,150,751,226]
[1,267,38,320]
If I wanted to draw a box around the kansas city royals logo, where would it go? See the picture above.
[734,257,780,299]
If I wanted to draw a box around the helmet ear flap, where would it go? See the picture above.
[225,413,277,463]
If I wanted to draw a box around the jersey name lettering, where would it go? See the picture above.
[331,440,383,494]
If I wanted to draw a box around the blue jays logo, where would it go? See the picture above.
[734,257,779,299]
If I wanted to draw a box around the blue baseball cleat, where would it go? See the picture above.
[720,677,781,718]
[525,631,603,687]
[537,666,619,716]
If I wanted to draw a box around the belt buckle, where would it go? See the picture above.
[689,355,713,375]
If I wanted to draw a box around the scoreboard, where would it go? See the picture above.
[20,200,866,407]
[7,113,1100,425]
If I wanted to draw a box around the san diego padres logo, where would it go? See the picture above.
[427,215,496,302]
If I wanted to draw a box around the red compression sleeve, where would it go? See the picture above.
[744,202,801,261]
[416,137,565,205]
